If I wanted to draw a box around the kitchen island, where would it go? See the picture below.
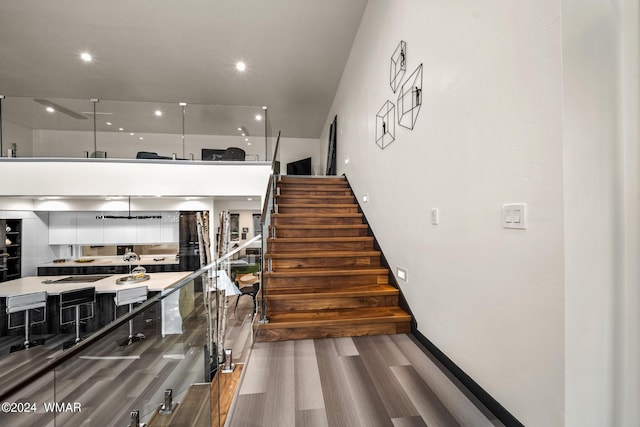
[0,271,195,339]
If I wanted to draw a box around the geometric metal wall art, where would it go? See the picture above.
[375,100,395,149]
[397,63,423,130]
[389,40,406,93]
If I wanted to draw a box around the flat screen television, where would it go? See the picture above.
[286,157,312,175]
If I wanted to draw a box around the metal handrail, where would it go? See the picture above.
[0,235,262,401]
[258,131,281,324]
[260,131,281,225]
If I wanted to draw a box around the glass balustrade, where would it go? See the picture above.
[0,235,263,427]
[0,96,275,162]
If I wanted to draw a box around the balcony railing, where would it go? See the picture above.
[0,96,276,162]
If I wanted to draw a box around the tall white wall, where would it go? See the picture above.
[321,1,564,425]
[562,1,640,426]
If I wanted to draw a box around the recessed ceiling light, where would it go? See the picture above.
[247,198,253,201]
[179,102,187,107]
[139,137,144,140]
[130,132,135,136]
[80,52,92,62]
[247,142,252,146]
[235,61,246,72]
[241,133,246,136]
[255,114,262,121]
[154,110,162,117]
[46,107,55,113]
[244,138,249,142]
[237,127,242,131]
[106,122,112,126]
[118,128,124,131]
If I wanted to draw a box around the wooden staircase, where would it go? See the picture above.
[257,176,411,342]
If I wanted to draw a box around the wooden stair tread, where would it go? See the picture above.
[273,212,363,218]
[266,284,399,299]
[279,177,346,184]
[270,224,368,229]
[278,185,350,191]
[265,267,388,277]
[265,250,380,259]
[268,236,373,243]
[262,307,411,328]
[277,203,358,208]
[266,283,395,294]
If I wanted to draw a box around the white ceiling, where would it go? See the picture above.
[0,0,367,138]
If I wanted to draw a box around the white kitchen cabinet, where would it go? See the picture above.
[160,211,180,243]
[48,212,77,244]
[136,212,162,243]
[76,212,104,244]
[103,216,136,244]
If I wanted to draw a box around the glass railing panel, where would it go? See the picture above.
[0,370,56,427]
[0,95,272,161]
[0,274,213,427]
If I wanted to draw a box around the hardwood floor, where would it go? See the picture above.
[228,334,504,427]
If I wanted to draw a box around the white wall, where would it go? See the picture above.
[321,1,564,425]
[562,1,640,426]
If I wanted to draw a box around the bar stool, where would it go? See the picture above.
[60,287,96,349]
[6,291,48,353]
[114,286,148,346]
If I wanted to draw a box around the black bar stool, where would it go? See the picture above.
[60,287,96,349]
[114,286,148,346]
[6,291,47,353]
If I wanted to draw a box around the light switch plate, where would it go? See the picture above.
[502,203,527,229]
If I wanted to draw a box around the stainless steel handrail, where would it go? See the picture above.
[258,131,281,324]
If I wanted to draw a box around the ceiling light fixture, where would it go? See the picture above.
[255,114,262,121]
[46,107,55,113]
[235,61,246,72]
[106,122,112,126]
[154,110,162,117]
[80,52,93,62]
[139,137,144,140]
[129,132,135,136]
[118,128,124,131]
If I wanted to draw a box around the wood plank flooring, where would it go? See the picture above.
[228,334,504,427]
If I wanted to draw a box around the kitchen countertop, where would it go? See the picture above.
[0,271,193,297]
[38,255,180,268]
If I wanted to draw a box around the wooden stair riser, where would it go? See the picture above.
[269,255,381,269]
[265,273,389,288]
[268,240,373,252]
[277,183,350,192]
[267,295,399,312]
[272,215,364,226]
[257,322,411,342]
[276,205,360,215]
[277,189,353,197]
[270,226,369,238]
[276,196,356,204]
[278,177,347,185]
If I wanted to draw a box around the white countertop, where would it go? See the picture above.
[0,272,193,297]
[38,255,180,268]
